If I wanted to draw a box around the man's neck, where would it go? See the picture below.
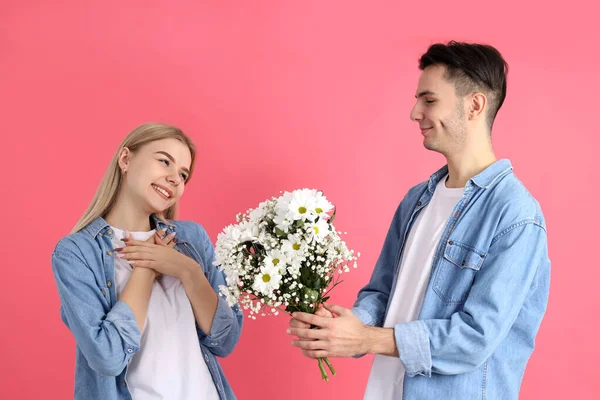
[444,149,497,188]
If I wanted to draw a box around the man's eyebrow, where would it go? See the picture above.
[415,90,436,98]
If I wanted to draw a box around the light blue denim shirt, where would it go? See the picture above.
[352,159,550,400]
[51,215,244,400]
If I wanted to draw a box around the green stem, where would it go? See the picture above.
[317,358,328,381]
[323,357,336,376]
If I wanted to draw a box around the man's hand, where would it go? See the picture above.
[288,305,333,357]
[287,304,371,358]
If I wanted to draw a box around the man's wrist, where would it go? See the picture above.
[365,326,399,357]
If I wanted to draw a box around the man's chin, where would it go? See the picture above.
[423,139,440,152]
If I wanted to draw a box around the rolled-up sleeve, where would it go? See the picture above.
[394,221,549,377]
[195,224,244,358]
[52,245,140,376]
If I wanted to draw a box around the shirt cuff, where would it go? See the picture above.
[105,300,141,354]
[394,320,432,377]
[197,296,234,346]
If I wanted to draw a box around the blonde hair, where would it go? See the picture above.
[71,122,196,233]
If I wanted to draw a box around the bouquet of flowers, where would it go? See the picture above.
[214,188,359,380]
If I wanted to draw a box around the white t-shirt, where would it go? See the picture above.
[110,227,219,400]
[363,176,464,400]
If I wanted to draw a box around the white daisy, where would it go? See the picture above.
[281,234,308,259]
[248,202,268,223]
[313,192,334,219]
[265,250,288,274]
[288,188,318,221]
[239,222,260,242]
[308,218,330,243]
[274,212,293,233]
[252,264,282,296]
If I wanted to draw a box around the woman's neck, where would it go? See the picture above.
[104,195,153,232]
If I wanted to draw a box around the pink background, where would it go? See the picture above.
[1,1,598,398]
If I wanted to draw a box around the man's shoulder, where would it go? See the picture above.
[397,180,429,206]
[487,173,546,230]
[406,180,429,197]
[493,173,545,223]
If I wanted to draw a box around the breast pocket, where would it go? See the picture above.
[433,240,487,304]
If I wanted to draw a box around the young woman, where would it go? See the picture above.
[51,123,243,399]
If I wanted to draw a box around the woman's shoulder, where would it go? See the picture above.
[51,230,103,275]
[53,217,110,257]
[53,230,98,257]
[168,219,212,245]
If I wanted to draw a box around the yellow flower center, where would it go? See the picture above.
[293,243,301,251]
[273,258,280,266]
[298,206,307,214]
[262,274,271,283]
[313,226,319,234]
[315,208,323,214]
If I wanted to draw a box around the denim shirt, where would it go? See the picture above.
[51,215,244,400]
[352,159,550,400]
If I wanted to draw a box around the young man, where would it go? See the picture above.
[287,41,550,400]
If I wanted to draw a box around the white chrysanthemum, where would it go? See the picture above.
[215,187,361,319]
[313,192,334,219]
[281,234,308,259]
[288,189,318,221]
[274,191,292,216]
[252,265,282,296]
[265,249,288,274]
[274,213,293,233]
[240,222,260,242]
[248,203,268,223]
[307,218,330,243]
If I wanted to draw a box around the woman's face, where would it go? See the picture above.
[118,138,192,214]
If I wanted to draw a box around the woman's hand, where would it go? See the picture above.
[117,230,194,280]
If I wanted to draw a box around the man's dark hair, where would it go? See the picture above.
[419,41,509,130]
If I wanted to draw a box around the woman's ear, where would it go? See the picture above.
[118,147,132,173]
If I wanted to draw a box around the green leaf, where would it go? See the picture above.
[313,278,322,290]
[329,208,337,225]
[275,227,287,237]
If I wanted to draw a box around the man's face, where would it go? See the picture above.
[410,65,469,156]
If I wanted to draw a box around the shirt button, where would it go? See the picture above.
[417,201,422,206]
[127,348,133,353]
[108,229,113,235]
[107,251,113,256]
[205,355,209,362]
[122,381,127,387]
[107,281,113,287]
[101,290,106,297]
[448,240,454,245]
